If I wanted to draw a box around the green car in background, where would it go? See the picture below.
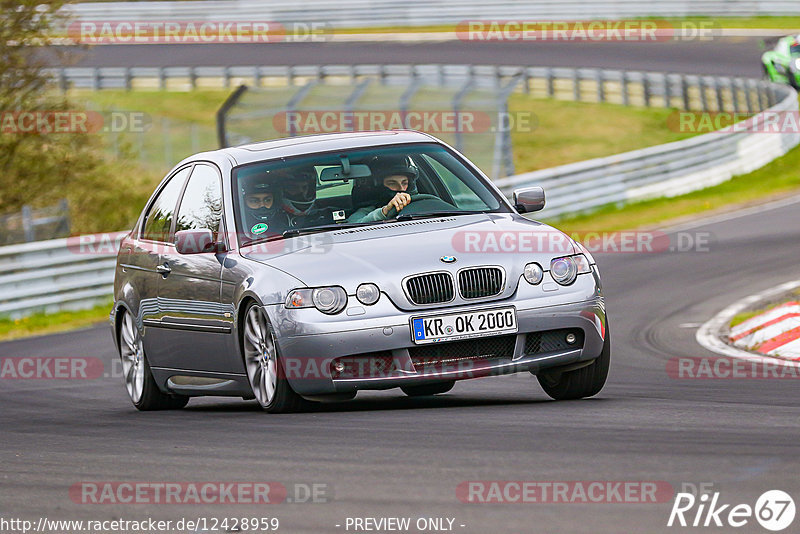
[762,34,800,89]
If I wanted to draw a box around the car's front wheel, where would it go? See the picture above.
[537,325,610,400]
[118,310,188,410]
[242,302,307,413]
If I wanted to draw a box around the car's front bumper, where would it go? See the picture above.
[266,270,607,396]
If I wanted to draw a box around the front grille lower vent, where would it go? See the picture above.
[458,267,504,299]
[405,272,454,305]
[409,335,516,371]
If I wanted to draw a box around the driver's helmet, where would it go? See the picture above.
[352,155,419,209]
[242,176,280,225]
[280,166,318,217]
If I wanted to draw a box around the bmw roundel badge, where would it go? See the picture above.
[440,256,457,263]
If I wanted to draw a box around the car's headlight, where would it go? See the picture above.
[549,254,591,286]
[523,262,544,285]
[286,287,348,314]
[356,283,380,305]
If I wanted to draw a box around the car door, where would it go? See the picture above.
[152,163,237,373]
[136,165,193,361]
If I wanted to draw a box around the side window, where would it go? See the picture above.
[142,166,191,242]
[174,164,223,237]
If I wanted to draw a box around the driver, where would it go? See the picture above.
[242,177,288,237]
[348,157,419,222]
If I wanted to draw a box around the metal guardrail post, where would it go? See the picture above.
[745,80,755,114]
[731,79,741,113]
[546,68,554,98]
[21,206,34,243]
[124,67,132,91]
[621,71,629,106]
[190,66,198,90]
[681,75,690,111]
[596,69,605,102]
[714,78,725,112]
[572,69,580,101]
[663,73,671,108]
[699,77,709,111]
[642,74,651,107]
[158,67,166,90]
[92,68,100,91]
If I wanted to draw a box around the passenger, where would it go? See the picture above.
[241,177,288,238]
[280,167,333,228]
[348,157,419,222]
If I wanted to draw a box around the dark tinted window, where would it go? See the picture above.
[142,166,191,242]
[175,164,223,236]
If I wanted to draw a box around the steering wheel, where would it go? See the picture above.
[383,193,456,219]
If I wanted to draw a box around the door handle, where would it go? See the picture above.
[156,263,172,276]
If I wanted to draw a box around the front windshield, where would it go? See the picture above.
[232,143,507,245]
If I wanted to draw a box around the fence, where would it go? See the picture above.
[0,233,120,319]
[0,200,71,246]
[63,0,800,28]
[5,64,796,319]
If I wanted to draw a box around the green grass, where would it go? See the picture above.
[0,300,113,342]
[549,139,800,235]
[330,17,800,34]
[509,96,697,171]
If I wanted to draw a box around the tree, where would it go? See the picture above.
[0,0,148,235]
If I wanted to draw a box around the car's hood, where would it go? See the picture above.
[242,213,578,309]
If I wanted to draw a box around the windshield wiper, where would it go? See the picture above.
[281,222,375,238]
[395,211,482,221]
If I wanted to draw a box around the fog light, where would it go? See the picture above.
[333,361,346,373]
[566,333,577,345]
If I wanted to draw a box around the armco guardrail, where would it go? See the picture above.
[64,0,800,27]
[0,234,122,319]
[493,82,800,219]
[5,66,798,319]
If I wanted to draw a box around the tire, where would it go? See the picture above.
[537,324,610,401]
[118,310,188,411]
[241,302,308,413]
[401,381,455,397]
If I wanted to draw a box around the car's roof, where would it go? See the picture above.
[220,130,439,166]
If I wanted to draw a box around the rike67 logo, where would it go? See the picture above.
[668,489,795,531]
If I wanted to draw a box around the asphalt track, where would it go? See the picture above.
[3,38,799,533]
[59,37,770,77]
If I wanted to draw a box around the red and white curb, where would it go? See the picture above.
[696,279,800,368]
[729,301,800,359]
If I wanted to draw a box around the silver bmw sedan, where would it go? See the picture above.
[111,130,609,412]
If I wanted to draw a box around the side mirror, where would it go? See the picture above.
[175,229,221,254]
[513,186,546,213]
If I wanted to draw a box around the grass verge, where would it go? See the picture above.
[0,300,113,342]
[548,141,800,234]
[330,17,800,34]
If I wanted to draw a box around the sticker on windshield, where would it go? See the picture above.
[251,223,269,234]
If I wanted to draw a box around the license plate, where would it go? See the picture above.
[411,307,517,344]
